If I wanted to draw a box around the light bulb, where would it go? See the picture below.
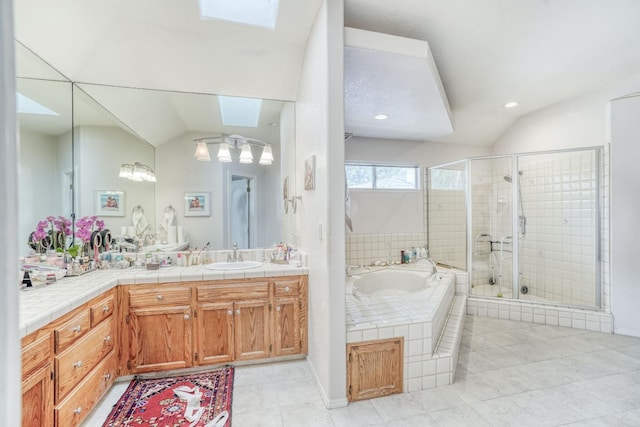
[259,145,273,165]
[194,142,211,161]
[217,142,232,162]
[239,142,253,164]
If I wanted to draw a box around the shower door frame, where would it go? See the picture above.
[464,146,603,309]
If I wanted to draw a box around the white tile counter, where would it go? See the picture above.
[19,263,308,338]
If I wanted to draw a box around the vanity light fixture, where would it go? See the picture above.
[193,135,274,166]
[119,162,156,182]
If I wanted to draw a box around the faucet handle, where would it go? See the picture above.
[238,252,244,262]
[232,241,238,250]
[226,251,233,262]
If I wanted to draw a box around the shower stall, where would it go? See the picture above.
[426,147,602,309]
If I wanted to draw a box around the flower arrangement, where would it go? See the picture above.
[31,215,72,252]
[75,216,105,243]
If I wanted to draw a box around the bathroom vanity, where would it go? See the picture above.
[19,264,308,427]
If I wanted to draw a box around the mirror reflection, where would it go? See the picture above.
[16,43,294,255]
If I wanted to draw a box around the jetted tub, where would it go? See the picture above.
[350,268,445,297]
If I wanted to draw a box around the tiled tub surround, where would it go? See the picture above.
[346,267,467,392]
[345,232,427,267]
[18,252,308,338]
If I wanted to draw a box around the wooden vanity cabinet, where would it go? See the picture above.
[273,277,308,356]
[21,290,116,427]
[21,333,53,427]
[124,284,193,374]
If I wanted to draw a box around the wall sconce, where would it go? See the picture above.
[284,195,302,214]
[119,162,156,182]
[193,135,273,165]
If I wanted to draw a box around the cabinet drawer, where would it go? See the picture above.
[197,282,269,302]
[90,293,114,327]
[55,318,115,403]
[54,310,91,353]
[22,333,51,379]
[128,286,191,308]
[55,350,117,427]
[274,279,301,297]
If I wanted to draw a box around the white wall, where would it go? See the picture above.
[610,94,640,336]
[294,0,347,408]
[1,0,21,421]
[75,126,155,233]
[280,102,298,244]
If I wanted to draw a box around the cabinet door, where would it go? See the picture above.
[273,296,301,356]
[234,300,270,360]
[128,305,192,373]
[196,302,234,365]
[22,363,53,427]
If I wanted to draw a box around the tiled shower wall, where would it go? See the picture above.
[470,149,603,309]
[345,232,427,267]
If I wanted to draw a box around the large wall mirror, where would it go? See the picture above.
[16,41,294,255]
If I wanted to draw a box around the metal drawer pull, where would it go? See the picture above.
[184,314,190,320]
[276,306,281,312]
[73,407,82,414]
[104,373,111,380]
[73,360,82,368]
[227,310,233,315]
[285,286,290,292]
[104,335,112,343]
[235,309,240,315]
[103,305,110,312]
[156,295,164,300]
[73,325,82,333]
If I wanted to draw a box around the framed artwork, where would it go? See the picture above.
[95,190,125,216]
[184,192,211,216]
[304,155,316,190]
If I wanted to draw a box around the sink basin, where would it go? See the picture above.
[205,261,263,271]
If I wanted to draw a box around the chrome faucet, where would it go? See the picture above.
[226,242,243,262]
[416,257,438,275]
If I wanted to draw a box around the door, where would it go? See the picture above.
[230,175,252,248]
[347,338,403,402]
[196,302,235,365]
[128,306,192,373]
[273,296,301,356]
[234,300,270,360]
[22,364,53,427]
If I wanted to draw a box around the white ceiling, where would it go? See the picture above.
[14,0,640,146]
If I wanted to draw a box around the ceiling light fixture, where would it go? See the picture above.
[504,101,519,108]
[193,135,274,166]
[374,114,389,120]
[119,162,156,182]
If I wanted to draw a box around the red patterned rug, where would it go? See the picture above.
[102,367,233,427]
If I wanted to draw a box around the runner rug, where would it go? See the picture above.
[102,366,234,427]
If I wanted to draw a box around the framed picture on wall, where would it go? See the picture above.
[184,191,211,216]
[95,190,125,216]
[304,155,316,190]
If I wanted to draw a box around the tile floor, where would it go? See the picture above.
[82,315,640,426]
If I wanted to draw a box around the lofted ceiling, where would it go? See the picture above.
[14,0,640,146]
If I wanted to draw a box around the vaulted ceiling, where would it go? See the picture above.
[14,0,640,146]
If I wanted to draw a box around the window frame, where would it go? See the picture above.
[345,162,421,190]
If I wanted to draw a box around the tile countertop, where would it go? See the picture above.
[19,263,308,339]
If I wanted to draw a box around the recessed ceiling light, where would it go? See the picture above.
[504,101,519,108]
[374,114,389,120]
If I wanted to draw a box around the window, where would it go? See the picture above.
[430,168,465,190]
[346,163,419,190]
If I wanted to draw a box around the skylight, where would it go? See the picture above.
[218,96,262,127]
[16,92,58,116]
[198,0,280,29]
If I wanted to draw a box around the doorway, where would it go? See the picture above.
[229,174,256,249]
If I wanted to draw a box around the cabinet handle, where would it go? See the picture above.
[104,373,111,381]
[104,335,112,343]
[235,309,240,315]
[156,295,164,300]
[73,407,82,415]
[73,360,83,368]
[184,314,190,320]
[276,306,281,312]
[227,310,233,316]
[72,325,82,333]
[103,305,110,312]
[285,286,290,292]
